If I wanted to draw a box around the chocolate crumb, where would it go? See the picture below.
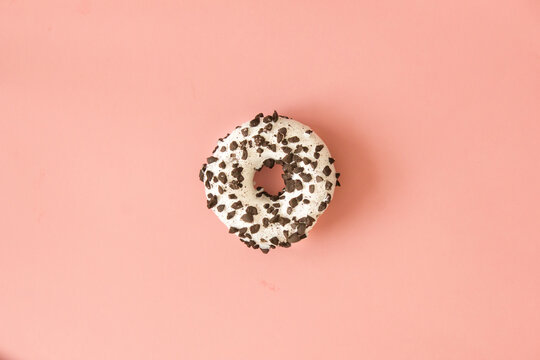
[207,156,218,164]
[241,213,254,222]
[228,194,237,199]
[283,153,293,164]
[230,141,238,150]
[323,165,332,176]
[287,207,292,215]
[219,161,226,169]
[295,180,303,190]
[316,176,323,182]
[288,136,299,143]
[206,195,217,208]
[289,198,298,207]
[336,180,341,186]
[229,227,238,233]
[282,146,292,153]
[329,157,335,164]
[218,186,224,194]
[309,184,315,193]
[305,130,313,134]
[299,173,312,182]
[325,181,333,190]
[310,161,318,169]
[246,206,258,215]
[288,233,301,243]
[260,248,269,254]
[269,237,279,245]
[250,118,260,127]
[285,179,295,192]
[231,201,243,209]
[263,218,270,227]
[279,217,291,225]
[199,168,205,182]
[315,145,324,152]
[218,172,227,183]
[241,149,248,160]
[318,202,327,211]
[250,224,260,233]
[227,211,235,219]
[272,111,279,121]
[314,152,320,159]
[241,128,249,136]
[263,158,275,168]
[220,146,226,152]
[217,204,225,212]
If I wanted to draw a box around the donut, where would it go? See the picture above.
[199,111,340,253]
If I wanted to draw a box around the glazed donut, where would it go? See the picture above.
[199,111,340,253]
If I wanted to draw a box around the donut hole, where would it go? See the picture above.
[253,163,285,196]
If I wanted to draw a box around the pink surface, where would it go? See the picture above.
[1,1,540,359]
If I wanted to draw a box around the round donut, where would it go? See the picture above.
[199,111,340,253]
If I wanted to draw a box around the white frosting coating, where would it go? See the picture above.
[200,113,338,252]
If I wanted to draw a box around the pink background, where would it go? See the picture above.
[1,1,540,359]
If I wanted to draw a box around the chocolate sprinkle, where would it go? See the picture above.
[199,168,205,182]
[288,233,301,243]
[206,195,218,209]
[323,165,332,176]
[288,136,299,143]
[218,172,227,183]
[263,158,275,168]
[241,213,254,222]
[231,201,243,209]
